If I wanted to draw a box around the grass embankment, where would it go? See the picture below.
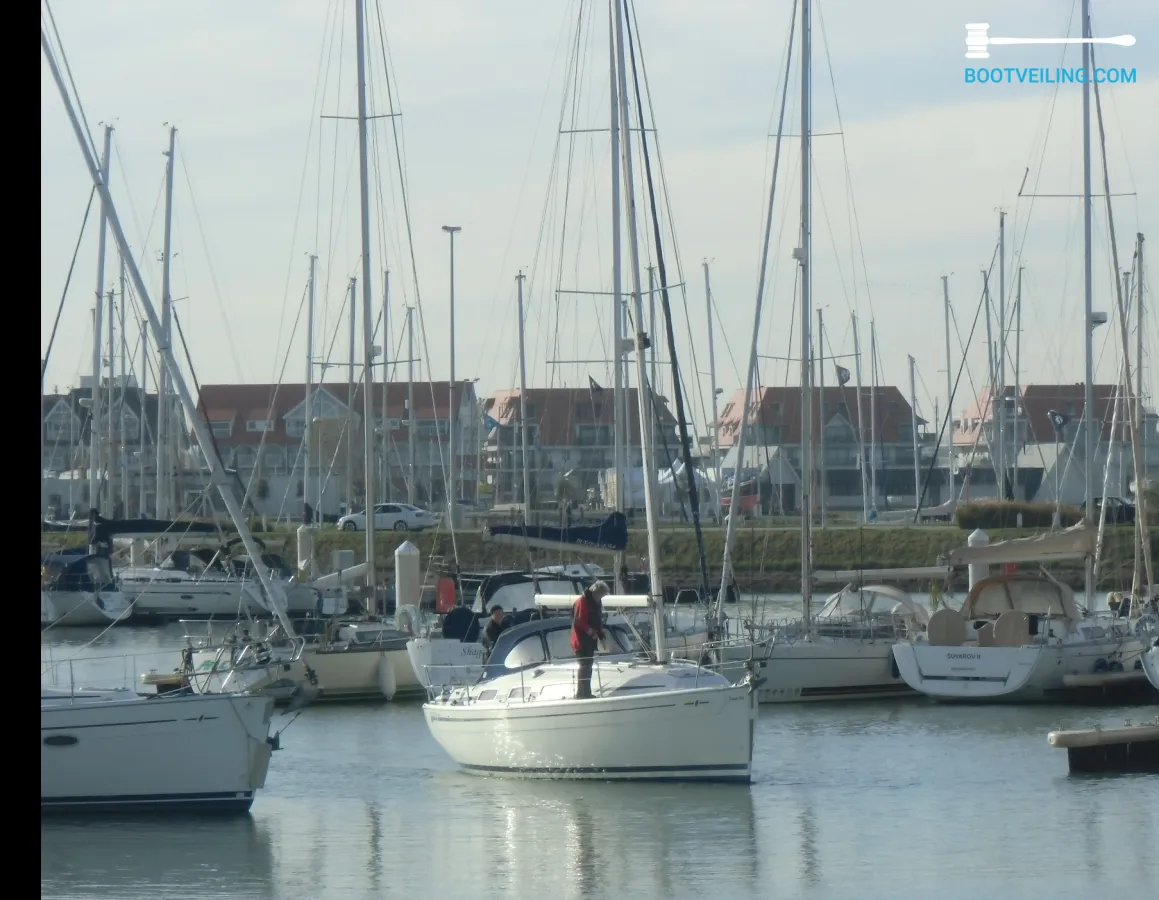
[44,523,1157,593]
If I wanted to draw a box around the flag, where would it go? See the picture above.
[1047,409,1070,434]
[483,414,499,431]
[588,376,604,393]
[835,364,851,386]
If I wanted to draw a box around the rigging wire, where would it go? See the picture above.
[43,186,96,384]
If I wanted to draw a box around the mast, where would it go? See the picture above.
[608,2,626,594]
[155,125,175,519]
[704,261,721,511]
[852,312,868,522]
[1014,266,1022,499]
[139,320,147,516]
[817,308,826,527]
[942,277,955,509]
[346,276,356,517]
[715,0,797,626]
[997,210,1007,499]
[407,307,416,506]
[983,269,996,483]
[305,253,317,529]
[381,269,390,501]
[354,0,377,603]
[118,256,128,516]
[613,0,665,660]
[909,355,920,508]
[868,318,877,516]
[89,124,112,517]
[516,271,532,516]
[1135,232,1151,594]
[443,225,461,531]
[1081,0,1095,605]
[105,286,116,511]
[646,265,657,473]
[798,0,813,622]
[44,27,296,638]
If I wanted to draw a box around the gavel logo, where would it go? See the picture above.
[965,23,1136,60]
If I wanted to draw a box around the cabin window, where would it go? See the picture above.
[545,628,575,660]
[476,689,497,701]
[503,635,546,669]
[506,687,526,701]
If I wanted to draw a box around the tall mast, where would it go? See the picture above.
[997,210,1007,499]
[516,271,532,516]
[983,269,996,483]
[798,0,813,622]
[1081,0,1095,605]
[909,355,920,508]
[868,318,877,517]
[139,320,147,516]
[354,0,377,602]
[852,312,868,522]
[105,286,116,511]
[817,308,826,527]
[608,1,626,594]
[647,265,658,472]
[155,125,176,519]
[118,256,128,516]
[1014,266,1022,499]
[381,269,390,501]
[43,27,297,637]
[407,307,416,505]
[942,277,955,509]
[703,260,721,511]
[346,277,356,516]
[89,124,112,517]
[1137,232,1146,491]
[613,0,665,660]
[443,225,461,530]
[305,253,317,531]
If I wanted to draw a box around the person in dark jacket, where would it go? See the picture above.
[570,581,609,699]
[481,605,506,658]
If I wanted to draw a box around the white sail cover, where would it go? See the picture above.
[940,523,1095,566]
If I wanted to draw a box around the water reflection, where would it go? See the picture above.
[41,815,273,900]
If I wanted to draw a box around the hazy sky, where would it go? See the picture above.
[41,0,1159,441]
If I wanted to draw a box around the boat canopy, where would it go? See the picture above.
[940,523,1095,567]
[815,584,930,626]
[485,511,629,555]
[480,616,643,681]
[959,575,1081,624]
[42,553,115,593]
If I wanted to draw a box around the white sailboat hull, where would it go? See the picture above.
[406,638,487,689]
[424,663,758,782]
[42,589,131,627]
[1142,644,1159,692]
[119,578,319,620]
[892,637,1148,702]
[41,690,275,813]
[720,638,912,703]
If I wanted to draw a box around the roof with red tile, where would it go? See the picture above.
[482,387,677,447]
[952,384,1124,447]
[715,385,918,447]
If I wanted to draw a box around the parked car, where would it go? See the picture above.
[337,503,439,532]
[1083,496,1136,524]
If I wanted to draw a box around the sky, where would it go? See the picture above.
[41,0,1159,443]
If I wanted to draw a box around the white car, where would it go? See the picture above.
[337,503,439,532]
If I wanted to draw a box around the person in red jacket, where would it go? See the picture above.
[571,581,609,699]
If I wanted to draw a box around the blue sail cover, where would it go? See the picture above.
[486,512,629,554]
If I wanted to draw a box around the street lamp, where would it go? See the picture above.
[442,225,461,528]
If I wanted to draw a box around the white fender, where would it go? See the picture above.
[377,654,398,701]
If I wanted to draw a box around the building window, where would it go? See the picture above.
[284,417,304,437]
[211,420,232,438]
[246,419,273,433]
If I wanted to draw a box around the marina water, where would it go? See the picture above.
[41,597,1158,900]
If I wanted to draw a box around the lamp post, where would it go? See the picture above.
[442,225,461,529]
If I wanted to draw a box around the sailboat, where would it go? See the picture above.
[42,15,286,812]
[705,0,927,703]
[421,0,761,783]
[1143,640,1159,691]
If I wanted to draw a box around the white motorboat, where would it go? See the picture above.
[716,584,930,703]
[892,572,1147,702]
[41,687,277,813]
[423,595,762,782]
[41,552,131,627]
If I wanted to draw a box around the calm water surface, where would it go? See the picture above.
[41,607,1159,900]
